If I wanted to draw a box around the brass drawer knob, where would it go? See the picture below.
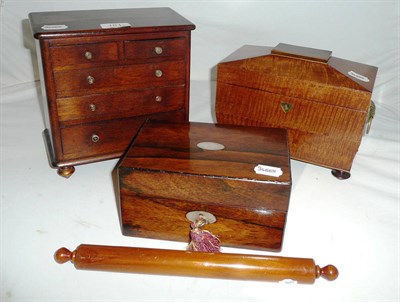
[87,76,95,85]
[91,134,100,143]
[154,46,163,55]
[154,70,163,78]
[84,51,93,60]
[89,104,96,111]
[155,96,162,102]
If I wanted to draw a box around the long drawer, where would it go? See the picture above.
[54,61,186,98]
[57,86,186,124]
[60,110,186,158]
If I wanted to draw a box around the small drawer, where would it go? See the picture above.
[54,61,186,98]
[60,110,186,158]
[124,38,186,60]
[57,86,186,123]
[50,42,119,68]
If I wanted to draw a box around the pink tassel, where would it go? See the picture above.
[187,215,220,253]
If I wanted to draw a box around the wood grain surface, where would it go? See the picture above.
[29,8,195,175]
[118,121,291,251]
[54,244,339,283]
[216,44,377,173]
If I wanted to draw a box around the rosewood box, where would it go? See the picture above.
[216,43,378,179]
[118,121,291,251]
[29,8,195,177]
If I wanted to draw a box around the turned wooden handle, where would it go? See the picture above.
[55,244,338,284]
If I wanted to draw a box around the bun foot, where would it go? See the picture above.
[57,166,75,178]
[331,169,351,180]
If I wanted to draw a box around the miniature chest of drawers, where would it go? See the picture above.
[216,43,378,179]
[118,121,292,252]
[29,8,195,177]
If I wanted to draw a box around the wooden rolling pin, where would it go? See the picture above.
[55,244,338,284]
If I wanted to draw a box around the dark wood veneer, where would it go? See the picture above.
[118,121,291,251]
[29,8,195,177]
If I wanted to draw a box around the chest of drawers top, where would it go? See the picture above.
[29,7,195,39]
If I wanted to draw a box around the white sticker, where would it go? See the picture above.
[348,70,370,82]
[254,164,283,177]
[279,279,298,285]
[100,23,131,29]
[41,25,68,30]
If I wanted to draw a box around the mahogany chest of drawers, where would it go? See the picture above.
[118,121,292,252]
[216,43,378,179]
[29,8,195,177]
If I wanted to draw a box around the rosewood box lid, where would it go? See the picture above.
[120,121,291,184]
[29,7,195,39]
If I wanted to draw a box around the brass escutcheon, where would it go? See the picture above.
[186,211,217,224]
[280,102,293,113]
[91,134,99,142]
[197,141,225,151]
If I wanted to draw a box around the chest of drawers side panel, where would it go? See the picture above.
[183,31,192,121]
[36,39,65,166]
